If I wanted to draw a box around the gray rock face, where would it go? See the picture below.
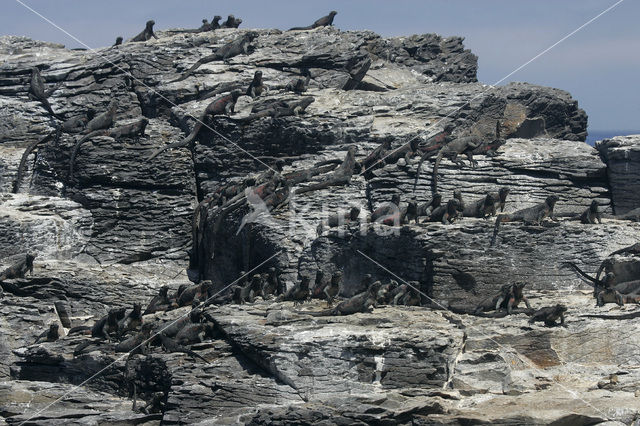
[0,25,638,425]
[597,135,640,214]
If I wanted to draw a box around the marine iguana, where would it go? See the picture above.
[130,20,158,42]
[317,206,360,234]
[80,99,119,134]
[34,323,59,344]
[221,15,242,28]
[430,121,505,192]
[294,145,358,195]
[197,19,211,32]
[586,271,640,306]
[143,287,171,315]
[115,322,154,354]
[116,303,143,338]
[389,283,408,306]
[0,253,35,281]
[285,68,311,94]
[210,15,222,30]
[178,281,214,307]
[159,333,210,363]
[160,308,203,338]
[175,322,217,345]
[491,195,559,246]
[595,243,640,281]
[400,283,421,306]
[232,97,314,123]
[376,280,397,305]
[360,139,392,178]
[148,90,241,160]
[28,67,61,119]
[528,304,567,326]
[324,272,342,306]
[427,198,462,224]
[279,276,311,306]
[91,307,127,339]
[299,281,382,316]
[463,187,510,218]
[474,282,531,314]
[289,11,337,31]
[402,200,419,224]
[246,70,265,98]
[171,32,258,82]
[416,193,442,222]
[371,194,401,223]
[580,200,602,224]
[69,116,148,177]
[261,267,281,299]
[596,279,624,307]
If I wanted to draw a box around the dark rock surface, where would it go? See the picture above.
[597,135,640,215]
[0,23,639,425]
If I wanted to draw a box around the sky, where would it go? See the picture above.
[2,0,639,132]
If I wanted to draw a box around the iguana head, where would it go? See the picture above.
[545,195,560,208]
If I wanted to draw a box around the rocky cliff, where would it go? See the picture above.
[1,24,639,425]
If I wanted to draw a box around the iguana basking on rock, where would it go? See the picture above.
[69,117,148,177]
[474,282,531,314]
[28,67,62,119]
[289,11,337,31]
[430,121,505,193]
[148,90,241,160]
[171,32,258,83]
[491,195,559,246]
[299,281,381,316]
[295,146,357,195]
[463,187,510,218]
[232,97,314,123]
[528,304,567,326]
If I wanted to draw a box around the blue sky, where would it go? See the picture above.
[3,0,638,131]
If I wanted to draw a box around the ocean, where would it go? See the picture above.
[585,130,640,146]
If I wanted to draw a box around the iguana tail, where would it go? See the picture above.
[14,130,56,193]
[147,122,202,160]
[431,150,445,193]
[562,262,597,286]
[183,347,211,364]
[289,25,313,31]
[169,55,212,83]
[69,130,107,178]
[490,214,508,246]
[294,308,334,317]
[412,152,428,193]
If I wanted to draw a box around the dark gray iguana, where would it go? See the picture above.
[463,187,510,218]
[28,67,62,119]
[289,11,337,31]
[491,195,559,246]
[232,97,314,123]
[148,90,241,160]
[69,117,148,177]
[298,281,382,316]
[430,121,505,193]
[130,20,159,42]
[170,32,259,83]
